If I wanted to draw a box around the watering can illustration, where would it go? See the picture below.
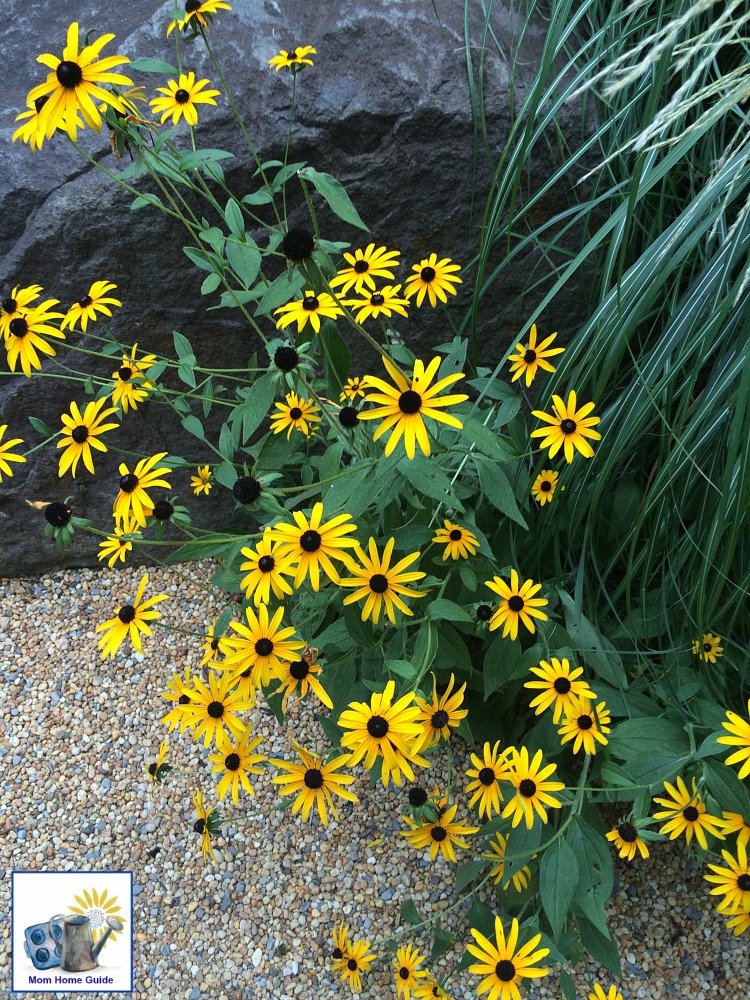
[48,913,123,972]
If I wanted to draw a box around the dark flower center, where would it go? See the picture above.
[371,293,385,306]
[431,709,449,730]
[519,778,537,798]
[703,642,712,652]
[207,701,224,718]
[148,762,157,776]
[118,605,136,624]
[495,959,516,983]
[274,345,299,371]
[540,480,552,492]
[118,366,133,381]
[185,0,202,12]
[179,694,191,705]
[332,947,343,959]
[152,500,174,520]
[300,529,322,552]
[119,473,139,493]
[683,805,699,822]
[255,638,274,657]
[339,406,359,428]
[175,89,191,104]
[737,874,750,891]
[408,787,428,807]
[210,638,220,649]
[232,476,262,504]
[507,595,524,612]
[560,418,577,434]
[302,295,319,311]
[398,390,422,414]
[347,959,358,971]
[524,349,537,363]
[479,767,496,786]
[9,317,28,337]
[304,768,324,789]
[354,260,369,273]
[71,426,89,443]
[225,753,241,771]
[618,822,637,843]
[369,573,389,594]
[288,50,298,60]
[367,715,389,739]
[476,604,493,621]
[289,407,303,421]
[56,60,83,89]
[78,294,93,308]
[280,227,314,263]
[399,967,410,980]
[449,529,462,540]
[420,266,436,282]
[289,659,310,680]
[44,501,72,527]
[430,825,447,842]
[553,676,571,693]
[34,95,49,114]
[193,818,206,834]
[577,715,593,730]
[2,297,16,314]
[258,555,275,572]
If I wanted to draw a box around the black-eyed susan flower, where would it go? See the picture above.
[339,536,428,625]
[402,800,479,863]
[96,573,167,660]
[182,670,254,748]
[432,519,479,560]
[343,284,410,323]
[605,821,650,861]
[467,915,550,1000]
[358,354,468,460]
[465,741,513,819]
[483,832,533,892]
[0,426,26,483]
[531,390,601,463]
[340,376,370,401]
[239,530,298,606]
[221,603,306,688]
[338,937,376,992]
[718,812,750,850]
[692,632,724,663]
[273,290,343,333]
[160,665,196,733]
[232,474,263,505]
[208,728,265,805]
[145,739,170,786]
[404,253,462,307]
[414,977,452,999]
[200,624,233,666]
[1,283,43,339]
[270,744,358,825]
[57,397,119,478]
[484,570,549,641]
[27,22,133,142]
[5,298,66,377]
[338,680,429,788]
[330,245,401,295]
[558,698,611,755]
[705,841,750,913]
[192,789,218,863]
[530,469,559,505]
[524,657,595,723]
[269,391,322,439]
[167,0,233,35]
[97,519,140,568]
[502,747,565,829]
[269,646,333,712]
[110,342,157,413]
[12,96,77,151]
[188,465,212,495]
[113,453,172,527]
[653,776,725,850]
[413,673,468,750]
[393,943,428,998]
[268,45,317,71]
[279,227,315,265]
[717,699,750,780]
[265,501,359,590]
[330,921,352,979]
[589,987,624,1000]
[150,72,221,126]
[61,280,121,332]
[508,324,564,387]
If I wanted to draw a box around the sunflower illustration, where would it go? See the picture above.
[69,886,126,944]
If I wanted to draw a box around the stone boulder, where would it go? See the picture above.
[0,0,589,576]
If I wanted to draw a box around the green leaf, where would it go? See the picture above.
[426,598,474,623]
[324,464,373,519]
[297,166,369,231]
[178,149,234,172]
[129,57,179,74]
[181,414,205,440]
[178,362,197,388]
[398,454,464,513]
[567,818,612,934]
[255,269,305,316]
[504,820,542,867]
[702,759,750,815]
[224,198,245,238]
[608,718,691,788]
[413,620,438,680]
[183,245,221,273]
[455,860,486,892]
[226,237,261,288]
[214,461,237,489]
[558,591,628,688]
[468,898,496,940]
[201,272,222,296]
[430,926,453,964]
[320,323,351,398]
[483,634,522,699]
[560,970,577,1000]
[576,913,621,975]
[173,331,196,362]
[400,900,421,926]
[229,375,277,444]
[242,189,274,206]
[540,838,578,939]
[166,534,244,563]
[219,422,235,461]
[28,416,55,439]
[461,417,514,461]
[320,442,345,485]
[213,606,234,638]
[385,659,418,681]
[474,456,527,527]
[131,193,165,212]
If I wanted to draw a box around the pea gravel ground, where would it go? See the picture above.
[1,562,747,1000]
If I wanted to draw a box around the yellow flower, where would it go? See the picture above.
[0,425,26,483]
[343,284,410,323]
[145,739,170,786]
[716,699,750,780]
[208,728,265,805]
[167,0,232,36]
[192,790,217,863]
[110,343,157,414]
[653,776,725,851]
[404,253,462,307]
[265,501,359,590]
[465,741,513,819]
[401,800,479,863]
[269,391,322,439]
[502,747,565,829]
[95,573,167,660]
[524,657,596,723]
[467,916,549,1000]
[589,987,624,1000]
[483,832,533,891]
[557,699,611,755]
[97,520,141,568]
[61,280,121,332]
[692,632,723,663]
[270,744,358,825]
[1,283,44,339]
[392,943,428,998]
[4,298,66,377]
[530,469,559,505]
[220,603,305,688]
[339,536,428,625]
[191,465,213,495]
[57,397,119,477]
[508,324,564,387]
[113,453,172,527]
[484,570,549,641]
[239,529,298,606]
[413,673,468,751]
[268,46,316,71]
[182,670,254,749]
[432,519,479,560]
[531,390,601,463]
[330,245,400,295]
[273,290,342,333]
[150,72,221,127]
[605,821,650,861]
